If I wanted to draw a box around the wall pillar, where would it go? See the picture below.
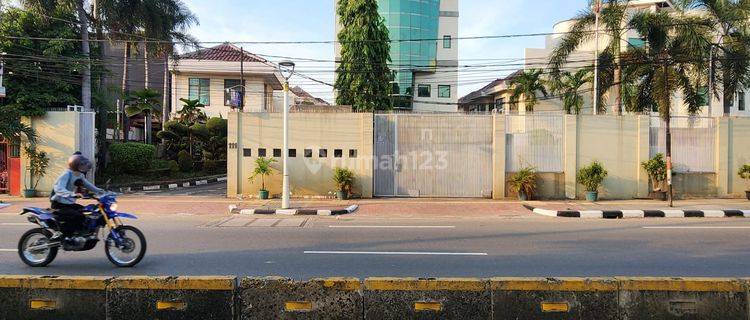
[635,115,651,198]
[564,115,578,199]
[492,114,506,199]
[716,117,730,196]
[227,111,239,197]
[361,113,374,198]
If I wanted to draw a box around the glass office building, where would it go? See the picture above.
[377,0,440,109]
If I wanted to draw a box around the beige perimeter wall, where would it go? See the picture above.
[228,112,373,198]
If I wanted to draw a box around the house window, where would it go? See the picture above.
[334,149,343,158]
[739,91,746,111]
[289,149,297,157]
[438,85,451,98]
[628,37,647,49]
[304,149,313,158]
[273,149,281,157]
[443,35,452,49]
[243,149,252,157]
[188,78,210,105]
[319,149,328,158]
[698,86,709,106]
[224,79,244,107]
[258,148,267,157]
[417,85,431,98]
[495,98,505,113]
[349,149,358,158]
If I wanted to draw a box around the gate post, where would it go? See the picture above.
[492,114,506,199]
[564,115,579,199]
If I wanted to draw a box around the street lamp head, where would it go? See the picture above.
[278,60,295,80]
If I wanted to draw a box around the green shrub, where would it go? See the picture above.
[509,166,537,199]
[151,159,172,170]
[642,153,667,191]
[177,150,193,172]
[578,161,608,192]
[332,167,355,193]
[206,117,227,136]
[110,143,156,174]
[739,164,750,190]
[168,160,180,175]
[250,157,276,191]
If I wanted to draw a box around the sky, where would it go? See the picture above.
[181,0,585,102]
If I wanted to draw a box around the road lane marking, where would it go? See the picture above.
[0,249,18,252]
[643,226,750,229]
[304,251,487,256]
[328,225,455,229]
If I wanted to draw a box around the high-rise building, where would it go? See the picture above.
[335,0,459,112]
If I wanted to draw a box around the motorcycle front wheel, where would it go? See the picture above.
[105,226,146,267]
[18,228,58,267]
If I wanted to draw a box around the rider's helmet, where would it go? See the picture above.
[68,154,93,174]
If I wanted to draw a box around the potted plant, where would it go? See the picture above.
[641,153,667,201]
[249,157,276,200]
[578,161,608,202]
[509,166,537,201]
[23,145,50,198]
[332,167,355,200]
[739,164,750,201]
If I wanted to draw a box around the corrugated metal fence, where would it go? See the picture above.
[373,114,494,197]
[505,115,564,172]
[649,116,716,173]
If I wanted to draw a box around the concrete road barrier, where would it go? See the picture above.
[107,276,235,320]
[0,275,109,320]
[363,277,491,319]
[491,277,619,320]
[618,277,747,319]
[239,277,362,319]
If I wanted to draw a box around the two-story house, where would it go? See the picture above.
[169,43,285,118]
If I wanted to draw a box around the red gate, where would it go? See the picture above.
[0,141,8,194]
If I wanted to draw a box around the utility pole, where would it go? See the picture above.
[240,47,244,111]
[593,0,601,115]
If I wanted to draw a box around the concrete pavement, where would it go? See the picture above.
[2,210,750,278]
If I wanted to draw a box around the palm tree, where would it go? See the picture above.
[550,69,593,114]
[508,69,549,113]
[125,88,162,144]
[20,0,92,111]
[549,0,631,114]
[624,10,712,206]
[0,109,37,144]
[679,0,750,114]
[176,98,207,124]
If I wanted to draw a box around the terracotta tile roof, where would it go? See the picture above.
[458,69,523,104]
[290,86,315,99]
[179,43,267,62]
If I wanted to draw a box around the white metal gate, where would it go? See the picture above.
[77,112,97,181]
[373,114,494,197]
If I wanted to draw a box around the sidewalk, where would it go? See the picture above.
[1,194,748,217]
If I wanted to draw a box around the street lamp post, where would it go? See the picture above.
[278,60,295,209]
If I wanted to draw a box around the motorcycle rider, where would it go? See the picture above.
[49,154,102,240]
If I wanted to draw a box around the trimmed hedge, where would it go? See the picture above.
[110,143,156,174]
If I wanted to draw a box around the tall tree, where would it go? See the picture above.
[680,0,750,114]
[508,69,549,113]
[549,69,593,114]
[623,10,712,206]
[19,0,92,111]
[125,88,161,144]
[335,0,392,111]
[549,0,631,114]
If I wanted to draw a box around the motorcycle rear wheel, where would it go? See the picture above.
[18,228,58,267]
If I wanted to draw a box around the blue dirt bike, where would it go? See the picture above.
[17,192,146,267]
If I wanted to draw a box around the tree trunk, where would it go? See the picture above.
[92,0,107,176]
[120,44,130,141]
[162,55,169,137]
[144,110,151,144]
[663,62,674,207]
[144,44,149,89]
[76,1,91,111]
[614,64,622,115]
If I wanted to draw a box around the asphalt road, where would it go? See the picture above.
[1,210,750,279]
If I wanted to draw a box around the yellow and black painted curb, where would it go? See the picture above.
[1,276,750,319]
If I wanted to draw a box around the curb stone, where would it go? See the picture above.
[114,175,227,194]
[524,205,750,218]
[231,204,359,216]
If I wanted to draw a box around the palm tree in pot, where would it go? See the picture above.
[332,167,354,200]
[578,161,608,202]
[509,166,537,201]
[250,157,275,200]
[739,165,750,201]
[23,145,49,198]
[641,153,667,201]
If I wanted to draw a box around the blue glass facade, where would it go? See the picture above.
[377,0,440,108]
